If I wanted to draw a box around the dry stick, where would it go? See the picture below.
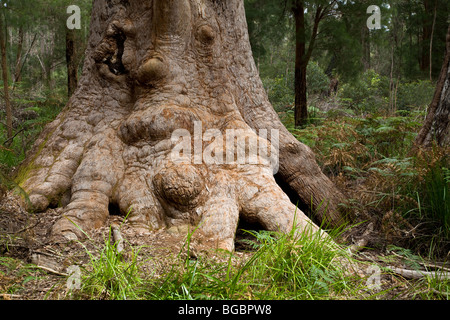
[0,144,12,152]
[389,250,450,273]
[0,294,22,300]
[31,265,68,277]
[111,223,124,254]
[386,266,450,280]
[3,127,26,148]
[420,262,450,273]
[348,224,450,283]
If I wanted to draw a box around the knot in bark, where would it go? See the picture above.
[153,164,205,209]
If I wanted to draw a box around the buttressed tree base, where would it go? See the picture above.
[15,0,346,251]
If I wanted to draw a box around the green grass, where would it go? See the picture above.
[72,229,146,300]
[66,220,374,300]
[0,256,48,295]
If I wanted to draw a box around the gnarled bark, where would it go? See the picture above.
[15,0,346,251]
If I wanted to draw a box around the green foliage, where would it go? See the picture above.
[145,222,363,300]
[354,113,423,158]
[244,0,291,60]
[0,257,48,295]
[339,69,390,114]
[0,87,66,169]
[417,157,450,239]
[69,224,146,300]
[236,226,360,299]
[396,80,435,111]
[282,102,448,258]
[262,61,329,112]
[338,72,434,117]
[307,61,329,95]
[262,75,294,112]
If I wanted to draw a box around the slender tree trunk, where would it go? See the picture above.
[12,33,37,91]
[293,0,308,127]
[0,13,12,140]
[66,28,78,97]
[15,0,346,250]
[292,1,327,127]
[13,26,23,83]
[420,0,432,74]
[362,25,371,71]
[429,0,437,81]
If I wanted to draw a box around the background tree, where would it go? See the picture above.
[414,24,450,148]
[0,6,12,140]
[291,0,337,127]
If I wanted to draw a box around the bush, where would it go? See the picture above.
[307,61,329,95]
[396,80,435,111]
[339,69,390,114]
[262,75,294,112]
[0,90,65,170]
[262,61,329,112]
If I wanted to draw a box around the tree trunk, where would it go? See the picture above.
[0,13,12,140]
[361,24,371,71]
[15,0,346,251]
[429,0,437,81]
[414,24,450,148]
[420,0,432,74]
[13,26,23,83]
[292,1,326,127]
[66,28,78,97]
[293,0,308,127]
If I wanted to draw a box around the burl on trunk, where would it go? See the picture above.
[15,0,346,251]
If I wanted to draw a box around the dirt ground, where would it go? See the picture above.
[0,191,448,300]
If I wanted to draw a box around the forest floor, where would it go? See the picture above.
[0,192,449,300]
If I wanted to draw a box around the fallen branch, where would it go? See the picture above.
[1,293,22,300]
[3,127,26,148]
[387,266,450,280]
[0,144,13,152]
[420,262,450,273]
[389,250,450,273]
[111,223,124,254]
[31,265,68,277]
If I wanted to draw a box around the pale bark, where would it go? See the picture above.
[15,0,345,251]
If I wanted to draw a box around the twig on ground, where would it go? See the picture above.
[386,266,450,280]
[111,223,124,254]
[31,265,68,277]
[0,293,22,300]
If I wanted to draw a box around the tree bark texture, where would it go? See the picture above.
[15,0,346,251]
[292,1,326,127]
[414,23,450,148]
[66,28,78,97]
